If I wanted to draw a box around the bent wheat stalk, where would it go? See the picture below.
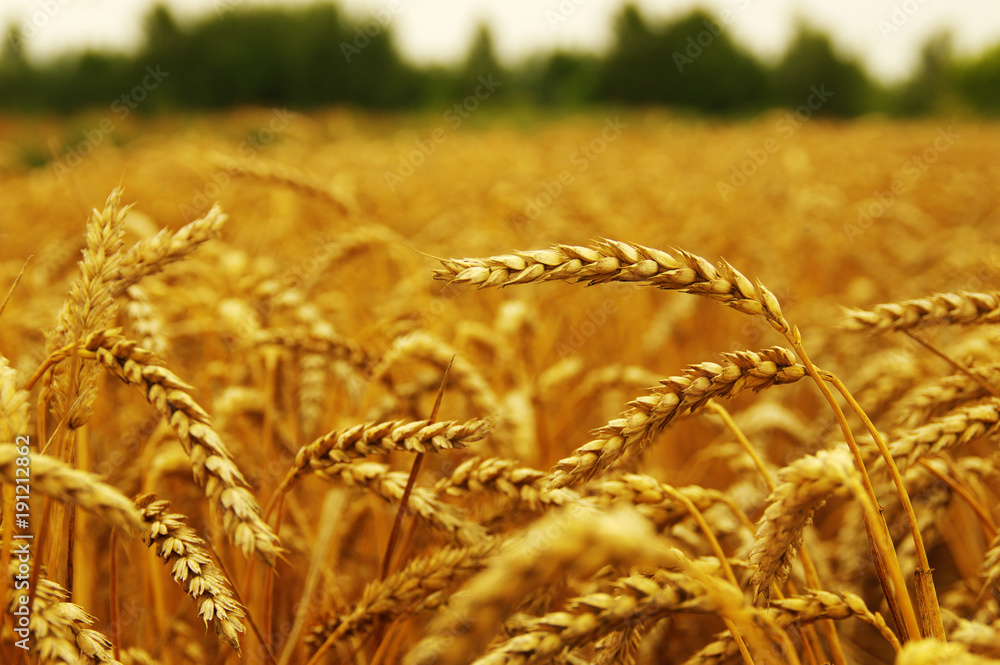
[71,329,282,566]
[546,347,805,489]
[472,571,718,665]
[747,448,856,602]
[0,444,142,538]
[135,494,246,653]
[434,239,789,332]
[434,239,933,640]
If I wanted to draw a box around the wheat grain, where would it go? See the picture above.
[435,456,572,511]
[403,506,694,665]
[894,364,1000,429]
[895,639,996,664]
[980,532,1000,602]
[886,398,1000,472]
[5,562,122,665]
[948,615,1000,658]
[434,240,789,332]
[589,475,753,533]
[81,329,282,565]
[683,590,900,665]
[46,186,127,428]
[472,571,717,665]
[135,494,246,653]
[377,331,503,420]
[113,204,226,296]
[0,443,142,537]
[313,459,487,545]
[293,417,493,470]
[747,447,856,602]
[0,354,29,439]
[547,347,806,489]
[305,537,500,651]
[593,626,643,665]
[846,291,1000,334]
[123,285,168,355]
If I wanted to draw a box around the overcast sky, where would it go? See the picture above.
[3,0,999,83]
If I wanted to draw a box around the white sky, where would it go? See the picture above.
[2,0,999,83]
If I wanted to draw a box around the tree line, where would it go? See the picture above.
[1,2,998,116]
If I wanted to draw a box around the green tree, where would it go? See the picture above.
[597,6,768,113]
[893,32,957,116]
[772,24,872,117]
[957,42,1000,115]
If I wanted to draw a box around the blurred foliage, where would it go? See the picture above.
[0,2,998,116]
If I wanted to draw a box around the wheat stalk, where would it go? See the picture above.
[434,239,789,332]
[0,444,142,537]
[547,347,805,489]
[472,571,718,665]
[112,204,226,297]
[79,329,282,565]
[747,447,857,602]
[135,494,246,653]
[4,562,122,665]
[846,291,1000,334]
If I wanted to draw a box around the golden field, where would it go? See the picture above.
[1,109,1000,665]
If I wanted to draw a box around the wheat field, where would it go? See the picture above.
[1,109,1000,665]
